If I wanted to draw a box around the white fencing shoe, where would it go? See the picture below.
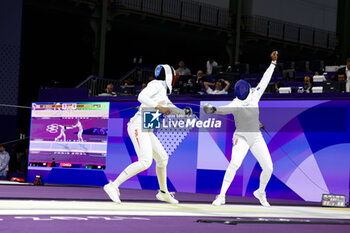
[156,190,179,204]
[212,195,225,206]
[104,181,121,204]
[253,190,270,207]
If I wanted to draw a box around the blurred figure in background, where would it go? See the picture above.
[177,60,191,76]
[302,75,313,93]
[194,70,206,93]
[195,70,205,83]
[0,144,10,180]
[182,78,196,94]
[337,73,347,93]
[274,81,284,93]
[148,75,155,82]
[206,58,218,75]
[51,157,56,168]
[338,73,346,82]
[124,77,135,86]
[100,83,117,96]
[336,58,350,92]
[204,79,230,94]
[136,83,148,95]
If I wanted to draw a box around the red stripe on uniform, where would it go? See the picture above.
[135,129,140,148]
[172,74,177,87]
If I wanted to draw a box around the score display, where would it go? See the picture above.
[29,102,110,169]
[322,194,346,207]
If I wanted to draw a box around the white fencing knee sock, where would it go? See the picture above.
[258,165,273,193]
[156,159,168,192]
[113,159,152,187]
[156,166,168,192]
[219,163,238,197]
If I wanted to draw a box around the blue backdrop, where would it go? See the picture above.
[28,99,350,202]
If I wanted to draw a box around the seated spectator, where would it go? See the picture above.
[100,83,117,96]
[177,60,191,76]
[206,58,218,75]
[204,79,230,94]
[195,70,206,83]
[302,75,313,93]
[338,73,346,82]
[0,144,10,180]
[124,77,135,86]
[182,78,196,94]
[336,74,347,92]
[336,58,350,92]
[141,82,147,91]
[274,81,284,93]
[194,70,206,92]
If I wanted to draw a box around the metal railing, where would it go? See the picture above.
[112,0,230,28]
[75,66,154,96]
[118,66,154,85]
[75,76,121,96]
[242,15,336,49]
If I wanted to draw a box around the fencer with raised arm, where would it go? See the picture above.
[104,64,190,204]
[204,51,278,207]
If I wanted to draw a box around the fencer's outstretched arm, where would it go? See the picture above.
[166,100,185,116]
[215,101,237,115]
[165,98,192,117]
[204,102,236,115]
[253,51,278,101]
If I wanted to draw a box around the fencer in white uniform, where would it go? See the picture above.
[104,64,191,204]
[204,51,278,207]
[72,119,84,142]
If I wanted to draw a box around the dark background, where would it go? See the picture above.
[0,0,349,146]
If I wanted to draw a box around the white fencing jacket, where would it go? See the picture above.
[215,63,276,135]
[132,80,185,122]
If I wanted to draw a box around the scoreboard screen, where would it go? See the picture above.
[322,194,346,207]
[29,102,110,169]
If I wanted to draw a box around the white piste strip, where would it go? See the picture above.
[0,200,348,219]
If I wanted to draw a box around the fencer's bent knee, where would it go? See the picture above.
[268,164,273,173]
[156,158,168,168]
[229,159,242,170]
[228,162,239,171]
[223,162,239,182]
[139,158,152,169]
[263,163,273,174]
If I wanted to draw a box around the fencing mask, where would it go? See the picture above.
[155,64,176,94]
[234,80,251,100]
